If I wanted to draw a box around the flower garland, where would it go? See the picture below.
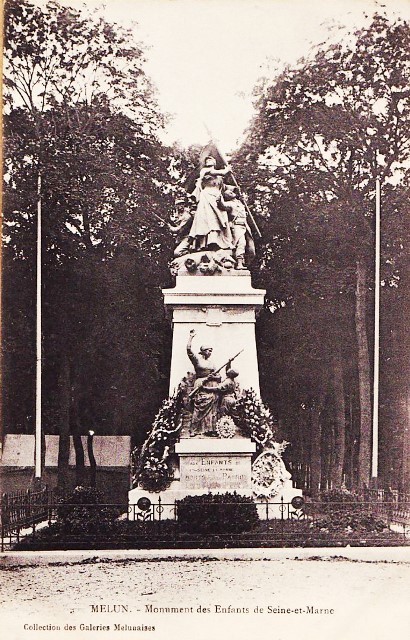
[132,395,182,492]
[234,389,276,451]
[233,389,289,498]
[133,388,289,497]
[251,444,290,498]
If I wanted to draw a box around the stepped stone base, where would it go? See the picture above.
[128,438,302,520]
[128,482,302,520]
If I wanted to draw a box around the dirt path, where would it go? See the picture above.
[1,555,410,640]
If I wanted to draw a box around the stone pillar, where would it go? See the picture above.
[163,273,266,395]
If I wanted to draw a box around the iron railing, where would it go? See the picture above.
[1,486,53,547]
[1,494,409,551]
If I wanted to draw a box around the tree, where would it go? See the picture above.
[235,13,410,489]
[3,0,168,258]
[3,0,176,489]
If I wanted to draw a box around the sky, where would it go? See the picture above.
[36,0,410,152]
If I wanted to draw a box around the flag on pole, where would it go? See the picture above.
[184,141,230,193]
[183,139,261,238]
[198,141,226,169]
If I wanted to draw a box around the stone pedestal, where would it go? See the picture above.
[128,438,256,519]
[163,273,265,395]
[129,269,303,521]
[128,436,302,520]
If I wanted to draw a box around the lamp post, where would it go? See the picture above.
[371,178,381,489]
[34,173,42,484]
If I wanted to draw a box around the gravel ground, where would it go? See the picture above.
[1,552,410,640]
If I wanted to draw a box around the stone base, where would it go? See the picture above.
[169,250,248,277]
[128,438,303,521]
[128,481,302,520]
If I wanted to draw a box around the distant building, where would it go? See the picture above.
[0,435,131,502]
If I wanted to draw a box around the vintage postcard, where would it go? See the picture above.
[1,0,409,639]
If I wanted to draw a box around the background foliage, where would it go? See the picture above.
[2,2,409,493]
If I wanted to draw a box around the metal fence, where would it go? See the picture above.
[1,492,409,551]
[1,486,53,549]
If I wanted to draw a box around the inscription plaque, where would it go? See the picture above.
[179,454,251,491]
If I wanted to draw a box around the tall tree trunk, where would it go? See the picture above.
[345,396,354,490]
[72,433,86,486]
[310,392,325,496]
[57,354,71,492]
[401,392,410,494]
[112,406,121,435]
[322,423,332,492]
[82,209,93,248]
[331,342,346,488]
[355,259,372,489]
[87,433,97,488]
[70,387,86,486]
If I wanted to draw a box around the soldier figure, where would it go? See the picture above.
[168,198,194,257]
[224,187,255,270]
[217,364,240,416]
[186,329,221,436]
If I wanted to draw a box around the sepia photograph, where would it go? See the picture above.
[1,0,410,638]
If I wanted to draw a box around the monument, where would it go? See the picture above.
[129,146,301,518]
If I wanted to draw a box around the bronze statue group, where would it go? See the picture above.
[169,155,256,271]
[177,329,242,438]
[171,149,259,435]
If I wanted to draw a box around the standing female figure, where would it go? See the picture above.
[189,157,233,251]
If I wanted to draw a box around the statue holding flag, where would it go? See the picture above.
[169,140,261,274]
[188,156,233,252]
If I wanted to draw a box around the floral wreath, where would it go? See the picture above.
[133,388,289,496]
[215,416,236,438]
